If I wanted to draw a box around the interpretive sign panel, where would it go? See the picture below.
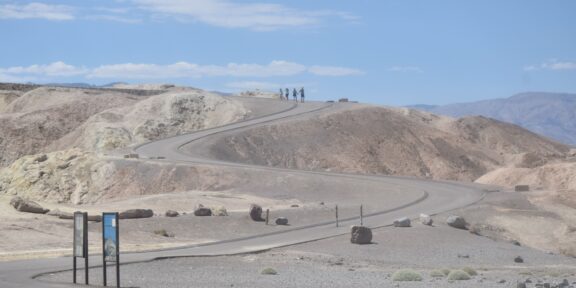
[72,211,89,285]
[102,212,120,287]
[103,213,118,262]
[73,212,87,258]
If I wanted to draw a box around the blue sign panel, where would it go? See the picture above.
[103,213,118,262]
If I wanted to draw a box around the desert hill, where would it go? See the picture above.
[201,105,569,181]
[410,92,576,145]
[1,84,576,261]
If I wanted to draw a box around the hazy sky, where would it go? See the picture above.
[1,0,575,105]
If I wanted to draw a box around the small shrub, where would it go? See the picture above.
[261,268,278,275]
[392,269,423,282]
[442,269,451,276]
[153,229,174,237]
[430,270,445,278]
[447,270,471,281]
[462,267,477,276]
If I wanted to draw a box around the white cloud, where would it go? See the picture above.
[226,81,280,90]
[388,66,423,73]
[524,59,576,71]
[0,61,87,77]
[0,2,74,20]
[85,14,142,24]
[308,65,364,76]
[88,61,308,78]
[131,0,354,30]
[0,60,363,80]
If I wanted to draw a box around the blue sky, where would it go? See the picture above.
[1,0,575,105]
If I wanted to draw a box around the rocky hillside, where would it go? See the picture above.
[0,85,249,167]
[0,87,142,166]
[410,92,576,146]
[51,90,248,152]
[203,105,570,181]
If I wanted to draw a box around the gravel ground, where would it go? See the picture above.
[39,220,576,288]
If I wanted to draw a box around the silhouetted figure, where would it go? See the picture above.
[279,88,284,100]
[299,87,305,103]
[293,88,298,102]
[285,88,289,101]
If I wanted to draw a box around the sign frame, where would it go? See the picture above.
[102,212,120,287]
[72,211,89,285]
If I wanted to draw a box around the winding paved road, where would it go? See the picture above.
[0,98,487,287]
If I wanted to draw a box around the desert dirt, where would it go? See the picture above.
[0,84,575,287]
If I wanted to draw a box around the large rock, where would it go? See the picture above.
[211,206,228,216]
[119,209,154,219]
[88,214,102,222]
[10,196,49,214]
[165,210,179,217]
[394,217,411,227]
[194,204,212,216]
[447,215,467,230]
[275,217,289,225]
[249,204,264,221]
[420,214,433,226]
[350,225,372,244]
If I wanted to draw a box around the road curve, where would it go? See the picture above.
[0,99,487,288]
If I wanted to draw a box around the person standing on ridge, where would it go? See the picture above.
[299,87,305,103]
[285,88,289,101]
[292,88,298,102]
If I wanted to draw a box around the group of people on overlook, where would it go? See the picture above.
[279,87,305,103]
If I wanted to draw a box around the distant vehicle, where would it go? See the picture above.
[338,98,349,102]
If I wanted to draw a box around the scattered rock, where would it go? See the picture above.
[58,212,74,219]
[291,204,299,208]
[119,209,154,219]
[10,196,49,214]
[420,213,433,225]
[559,279,569,288]
[211,206,228,216]
[350,225,372,244]
[447,215,467,230]
[457,254,470,259]
[498,279,506,283]
[394,217,411,227]
[35,154,48,163]
[88,215,102,222]
[57,162,70,169]
[249,204,264,221]
[275,217,288,225]
[517,282,527,288]
[514,256,524,263]
[165,210,179,217]
[46,209,65,217]
[515,185,530,192]
[194,204,212,216]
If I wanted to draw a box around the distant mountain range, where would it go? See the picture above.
[408,92,576,146]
